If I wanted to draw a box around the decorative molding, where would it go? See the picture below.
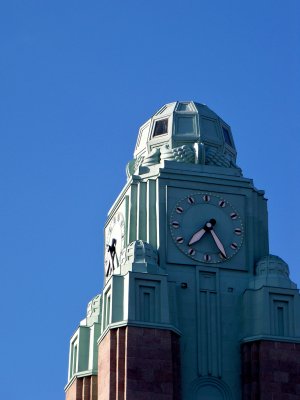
[241,335,300,343]
[196,269,222,378]
[190,376,232,400]
[97,320,181,345]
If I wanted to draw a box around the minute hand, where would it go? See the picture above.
[210,229,227,258]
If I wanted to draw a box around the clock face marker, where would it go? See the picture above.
[170,193,243,263]
[219,200,226,208]
[188,248,195,256]
[188,196,195,204]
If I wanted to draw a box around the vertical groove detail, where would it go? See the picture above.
[147,180,157,247]
[138,182,147,241]
[197,271,221,378]
[129,184,138,243]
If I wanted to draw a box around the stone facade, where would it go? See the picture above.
[242,340,300,399]
[98,326,181,400]
[65,102,300,400]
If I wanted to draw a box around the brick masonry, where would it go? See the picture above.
[98,326,181,400]
[242,340,300,400]
[66,375,98,400]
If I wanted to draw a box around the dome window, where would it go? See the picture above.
[153,118,168,137]
[222,127,232,146]
[177,116,195,135]
[177,102,192,111]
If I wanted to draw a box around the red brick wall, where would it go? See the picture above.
[98,330,117,400]
[242,340,300,400]
[66,376,98,400]
[98,326,181,400]
[66,378,82,400]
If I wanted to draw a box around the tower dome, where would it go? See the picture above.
[128,101,239,177]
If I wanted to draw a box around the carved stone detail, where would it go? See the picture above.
[161,144,195,163]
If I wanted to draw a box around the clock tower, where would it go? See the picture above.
[65,102,300,400]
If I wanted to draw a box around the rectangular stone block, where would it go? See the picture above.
[98,326,180,400]
[242,340,300,399]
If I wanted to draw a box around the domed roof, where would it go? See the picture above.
[119,240,160,274]
[133,101,238,170]
[80,294,101,327]
[248,254,296,290]
[256,254,290,278]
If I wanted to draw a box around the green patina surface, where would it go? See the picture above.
[66,102,300,400]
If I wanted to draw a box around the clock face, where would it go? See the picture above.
[169,193,244,263]
[105,212,125,276]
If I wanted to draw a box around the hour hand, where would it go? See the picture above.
[210,229,227,258]
[188,228,206,246]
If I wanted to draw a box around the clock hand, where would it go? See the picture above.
[106,238,117,276]
[209,229,227,258]
[188,219,216,245]
[188,228,206,245]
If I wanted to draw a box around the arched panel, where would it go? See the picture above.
[191,377,232,400]
[197,384,223,399]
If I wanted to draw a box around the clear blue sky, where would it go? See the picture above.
[0,1,299,399]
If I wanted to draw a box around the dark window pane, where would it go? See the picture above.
[222,127,232,146]
[153,119,168,137]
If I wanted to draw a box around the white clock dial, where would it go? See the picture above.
[105,212,125,276]
[170,193,244,263]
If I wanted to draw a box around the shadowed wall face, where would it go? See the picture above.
[242,341,300,400]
